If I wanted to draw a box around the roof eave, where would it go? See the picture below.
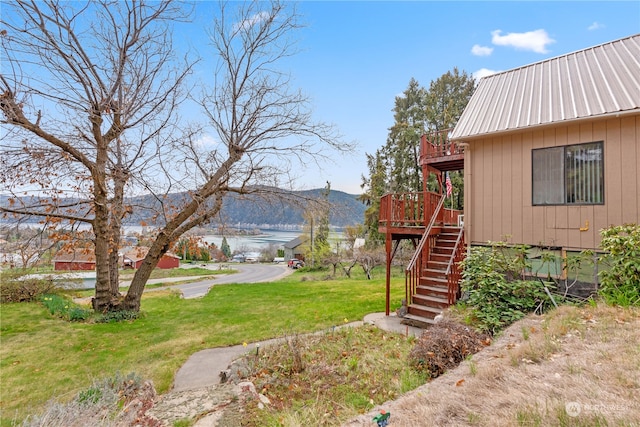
[451,108,640,142]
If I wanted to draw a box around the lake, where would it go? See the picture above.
[200,229,302,252]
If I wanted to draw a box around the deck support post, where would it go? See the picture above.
[385,230,391,316]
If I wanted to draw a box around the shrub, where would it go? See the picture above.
[0,271,56,303]
[598,224,640,306]
[408,319,490,378]
[460,243,551,334]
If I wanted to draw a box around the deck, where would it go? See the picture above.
[379,129,466,321]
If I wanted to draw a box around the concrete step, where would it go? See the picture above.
[401,313,436,327]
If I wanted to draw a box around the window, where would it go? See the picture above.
[532,141,604,205]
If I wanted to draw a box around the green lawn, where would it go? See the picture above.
[0,266,405,426]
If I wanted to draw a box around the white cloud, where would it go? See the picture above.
[473,68,499,81]
[491,29,555,54]
[194,134,219,148]
[471,44,494,56]
[588,21,605,31]
[233,11,270,32]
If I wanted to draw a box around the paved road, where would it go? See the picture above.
[170,263,293,299]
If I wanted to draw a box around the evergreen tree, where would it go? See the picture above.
[383,78,427,193]
[425,67,476,132]
[360,69,476,240]
[302,181,332,267]
[221,237,231,259]
[359,149,389,246]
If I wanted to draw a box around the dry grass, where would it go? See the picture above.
[343,304,640,427]
[220,325,427,426]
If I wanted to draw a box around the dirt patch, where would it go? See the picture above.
[343,304,640,426]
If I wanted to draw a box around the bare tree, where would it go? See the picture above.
[356,246,385,280]
[1,0,347,312]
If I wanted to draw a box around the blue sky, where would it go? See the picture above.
[192,1,640,194]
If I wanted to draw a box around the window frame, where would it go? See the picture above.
[532,141,604,206]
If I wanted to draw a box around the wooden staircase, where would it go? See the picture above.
[404,226,464,326]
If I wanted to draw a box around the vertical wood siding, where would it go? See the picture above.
[464,115,639,250]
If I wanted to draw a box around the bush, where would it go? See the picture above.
[598,224,640,306]
[408,319,490,378]
[461,243,551,334]
[0,271,56,303]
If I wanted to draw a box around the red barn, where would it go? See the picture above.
[122,246,180,269]
[52,250,96,271]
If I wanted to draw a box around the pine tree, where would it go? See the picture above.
[221,237,231,259]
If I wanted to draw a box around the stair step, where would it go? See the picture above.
[412,294,449,309]
[437,237,457,242]
[426,261,448,269]
[423,268,447,276]
[416,284,449,297]
[441,227,462,232]
[429,254,450,263]
[408,303,443,319]
[401,313,436,326]
[421,276,448,285]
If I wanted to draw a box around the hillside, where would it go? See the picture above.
[345,305,640,426]
[0,188,366,229]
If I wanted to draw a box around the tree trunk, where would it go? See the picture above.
[92,203,122,312]
[121,233,172,312]
[107,164,127,295]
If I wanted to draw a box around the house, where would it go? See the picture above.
[283,236,307,261]
[53,250,96,271]
[122,246,180,269]
[379,34,639,325]
[451,34,639,257]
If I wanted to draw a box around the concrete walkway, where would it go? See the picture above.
[172,312,424,392]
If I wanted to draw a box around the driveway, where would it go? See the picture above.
[167,263,294,299]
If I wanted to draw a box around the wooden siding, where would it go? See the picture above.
[463,115,640,250]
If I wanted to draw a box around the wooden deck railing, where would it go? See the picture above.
[379,191,447,228]
[405,194,446,305]
[420,128,464,160]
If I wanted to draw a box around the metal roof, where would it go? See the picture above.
[450,34,640,141]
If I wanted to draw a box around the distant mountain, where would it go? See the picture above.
[218,189,366,228]
[1,188,366,229]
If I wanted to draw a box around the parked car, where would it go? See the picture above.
[287,258,304,269]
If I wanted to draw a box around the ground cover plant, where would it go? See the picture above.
[0,266,404,426]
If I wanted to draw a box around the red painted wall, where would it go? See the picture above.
[54,262,96,271]
[157,255,180,269]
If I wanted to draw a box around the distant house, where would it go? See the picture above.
[283,236,307,261]
[450,34,640,255]
[53,250,96,271]
[122,246,180,269]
